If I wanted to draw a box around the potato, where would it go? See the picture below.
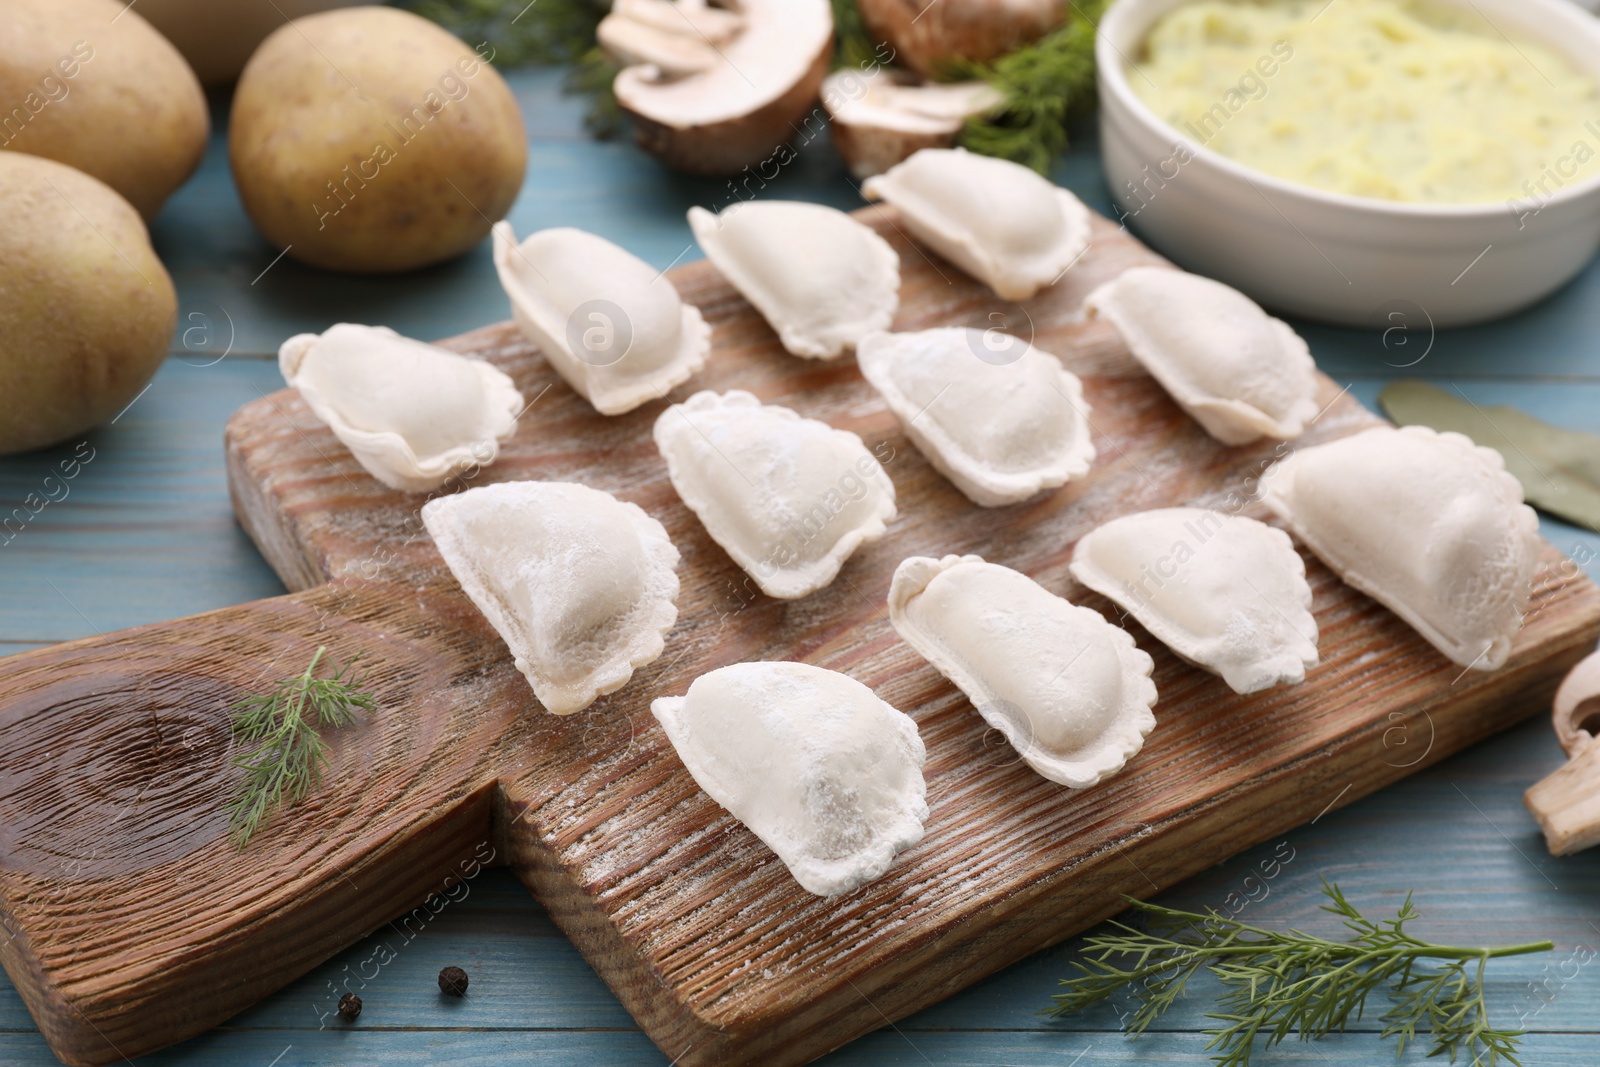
[134,0,368,87]
[0,0,209,220]
[0,154,177,455]
[230,7,528,274]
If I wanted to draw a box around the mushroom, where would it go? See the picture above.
[858,0,1064,78]
[823,66,1001,179]
[1526,649,1600,855]
[599,0,834,176]
[1551,650,1600,757]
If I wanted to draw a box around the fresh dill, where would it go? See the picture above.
[831,0,879,70]
[565,46,624,139]
[1050,879,1552,1067]
[405,0,620,133]
[404,0,610,65]
[226,646,375,848]
[408,0,1110,165]
[953,0,1109,173]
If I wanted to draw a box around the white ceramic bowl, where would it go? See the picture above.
[1097,0,1600,327]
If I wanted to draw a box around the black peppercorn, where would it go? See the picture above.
[337,993,362,1021]
[438,965,469,996]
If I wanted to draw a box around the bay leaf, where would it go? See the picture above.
[1379,380,1600,533]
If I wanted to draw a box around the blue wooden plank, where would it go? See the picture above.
[5,50,1600,1067]
[7,1005,1600,1064]
[1294,269,1600,381]
[0,357,286,642]
[3,713,1595,1061]
[507,68,607,143]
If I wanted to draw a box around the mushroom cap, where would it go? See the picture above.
[857,0,1064,78]
[1554,649,1600,757]
[608,0,834,176]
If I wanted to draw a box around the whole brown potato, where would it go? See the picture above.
[0,154,177,455]
[230,7,528,274]
[136,0,368,86]
[0,0,209,220]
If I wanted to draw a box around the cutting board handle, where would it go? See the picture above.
[0,578,530,1066]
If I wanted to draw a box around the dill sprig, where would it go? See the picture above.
[953,0,1109,173]
[832,0,879,70]
[226,647,375,848]
[1050,879,1552,1067]
[565,45,624,139]
[406,0,620,134]
[409,0,1108,166]
[404,0,610,65]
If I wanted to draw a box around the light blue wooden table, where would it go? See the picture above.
[4,69,1600,1066]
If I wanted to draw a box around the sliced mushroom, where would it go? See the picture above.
[1526,649,1600,855]
[598,0,744,77]
[615,0,744,43]
[823,66,1001,179]
[601,0,834,176]
[858,0,1064,79]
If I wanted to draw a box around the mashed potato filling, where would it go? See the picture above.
[1130,0,1599,204]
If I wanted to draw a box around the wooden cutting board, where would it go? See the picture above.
[2,206,1596,1067]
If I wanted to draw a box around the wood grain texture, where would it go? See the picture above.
[0,207,1595,1067]
[0,580,529,1065]
[221,208,1600,1063]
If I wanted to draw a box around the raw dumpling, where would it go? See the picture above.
[421,481,680,715]
[889,555,1157,788]
[1084,267,1319,445]
[280,323,523,492]
[1262,425,1540,671]
[1070,508,1318,694]
[653,390,897,598]
[861,147,1091,301]
[687,200,899,359]
[857,327,1094,506]
[652,661,927,897]
[493,222,710,414]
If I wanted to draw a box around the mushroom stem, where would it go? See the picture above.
[1527,743,1600,855]
[1525,648,1600,855]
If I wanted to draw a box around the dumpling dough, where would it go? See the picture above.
[1262,425,1541,671]
[857,327,1094,506]
[889,555,1157,788]
[688,200,900,359]
[862,147,1092,301]
[653,390,897,599]
[1070,508,1319,694]
[280,323,523,492]
[421,481,680,715]
[652,661,928,897]
[1084,267,1320,445]
[493,222,710,414]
